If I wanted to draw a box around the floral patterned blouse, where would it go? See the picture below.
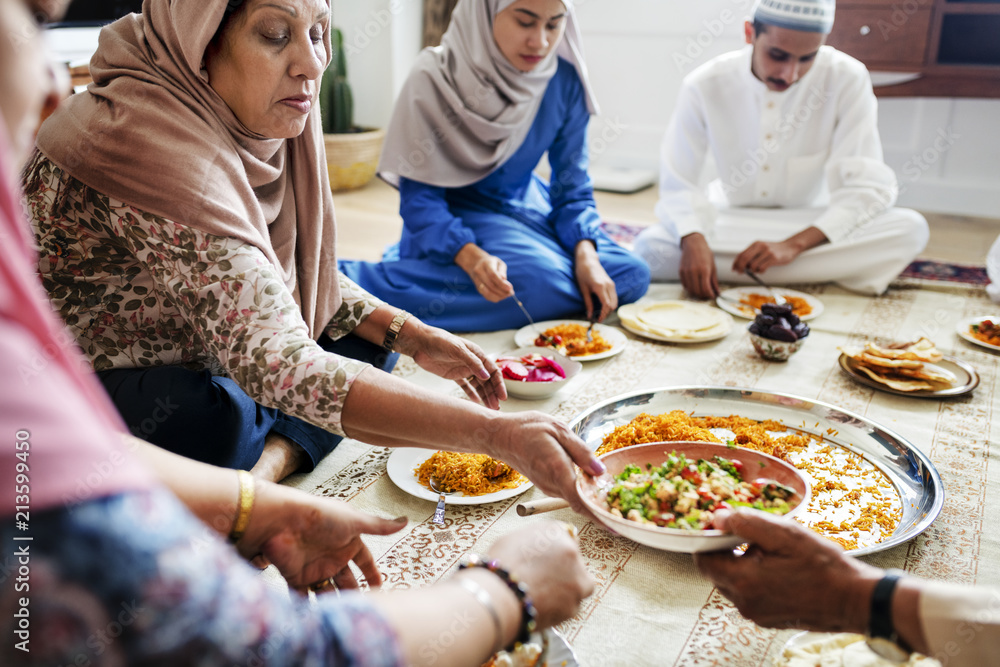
[24,156,383,437]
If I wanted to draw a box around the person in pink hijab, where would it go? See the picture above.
[23,0,606,512]
[1,3,593,664]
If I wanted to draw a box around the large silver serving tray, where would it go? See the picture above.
[568,386,943,556]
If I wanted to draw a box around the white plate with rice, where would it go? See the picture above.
[386,448,533,505]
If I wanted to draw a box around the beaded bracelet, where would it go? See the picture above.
[458,554,537,651]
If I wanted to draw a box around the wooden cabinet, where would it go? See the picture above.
[826,0,1000,97]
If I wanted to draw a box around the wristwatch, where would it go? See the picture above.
[865,569,911,662]
[382,310,411,353]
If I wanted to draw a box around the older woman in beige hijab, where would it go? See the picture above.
[25,0,604,509]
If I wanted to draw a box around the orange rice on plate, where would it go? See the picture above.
[740,293,813,317]
[537,323,611,357]
[414,451,526,496]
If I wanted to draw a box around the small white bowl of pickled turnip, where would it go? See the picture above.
[495,346,582,400]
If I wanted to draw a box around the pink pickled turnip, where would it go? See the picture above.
[497,354,566,383]
[500,360,529,381]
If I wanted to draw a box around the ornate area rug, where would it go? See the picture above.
[599,220,991,286]
[276,279,1000,666]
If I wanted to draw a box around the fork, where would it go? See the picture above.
[428,476,453,526]
[745,269,786,306]
[586,294,599,342]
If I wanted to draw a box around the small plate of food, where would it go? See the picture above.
[777,632,939,666]
[716,286,823,321]
[386,448,533,505]
[956,315,1000,352]
[838,337,979,398]
[513,320,627,361]
[496,346,583,400]
[576,441,810,553]
[617,300,733,343]
[481,629,579,667]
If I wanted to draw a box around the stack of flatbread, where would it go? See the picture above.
[839,338,956,392]
[775,632,940,667]
[617,301,731,342]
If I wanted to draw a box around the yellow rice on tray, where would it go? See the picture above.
[415,451,526,496]
[598,410,901,551]
[597,410,808,459]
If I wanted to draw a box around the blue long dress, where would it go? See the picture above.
[338,59,650,333]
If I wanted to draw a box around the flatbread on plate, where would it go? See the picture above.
[853,364,935,391]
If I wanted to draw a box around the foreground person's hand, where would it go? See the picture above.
[694,510,882,632]
[239,482,408,593]
[485,520,595,629]
[679,232,719,299]
[487,412,605,519]
[395,319,507,409]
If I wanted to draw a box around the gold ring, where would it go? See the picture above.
[466,374,478,383]
[560,521,579,540]
[308,577,336,593]
[479,283,486,290]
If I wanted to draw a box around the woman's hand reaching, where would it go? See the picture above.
[240,483,409,594]
[455,242,514,302]
[395,318,507,409]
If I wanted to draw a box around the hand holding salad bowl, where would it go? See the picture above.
[577,441,810,553]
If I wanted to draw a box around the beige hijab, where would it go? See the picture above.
[36,0,340,339]
[379,0,598,189]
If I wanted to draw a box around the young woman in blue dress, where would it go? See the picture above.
[339,0,650,332]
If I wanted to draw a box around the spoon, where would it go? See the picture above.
[745,269,786,306]
[512,290,553,345]
[428,476,453,526]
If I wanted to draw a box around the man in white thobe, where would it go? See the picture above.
[635,0,928,297]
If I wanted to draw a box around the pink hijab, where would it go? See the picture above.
[35,0,340,338]
[0,123,152,515]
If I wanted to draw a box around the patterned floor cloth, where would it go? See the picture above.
[273,280,1000,666]
[598,220,991,286]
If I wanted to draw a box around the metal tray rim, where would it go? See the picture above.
[568,385,944,556]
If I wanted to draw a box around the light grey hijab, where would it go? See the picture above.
[379,0,598,189]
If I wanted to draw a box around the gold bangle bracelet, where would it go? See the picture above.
[229,470,255,544]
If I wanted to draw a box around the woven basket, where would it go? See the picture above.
[323,128,385,192]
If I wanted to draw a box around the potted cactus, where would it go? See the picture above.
[320,28,385,192]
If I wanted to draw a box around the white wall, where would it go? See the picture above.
[332,0,423,129]
[340,0,1000,218]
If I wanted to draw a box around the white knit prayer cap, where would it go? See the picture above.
[752,0,836,33]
